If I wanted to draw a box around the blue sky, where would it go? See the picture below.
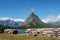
[0,0,60,21]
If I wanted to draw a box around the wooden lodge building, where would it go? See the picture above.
[4,29,18,34]
[25,28,60,37]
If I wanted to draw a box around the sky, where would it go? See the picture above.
[0,0,60,22]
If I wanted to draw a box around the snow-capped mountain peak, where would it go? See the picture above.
[0,17,24,27]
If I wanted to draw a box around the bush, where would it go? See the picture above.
[0,28,5,33]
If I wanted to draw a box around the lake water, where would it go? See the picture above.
[17,29,26,34]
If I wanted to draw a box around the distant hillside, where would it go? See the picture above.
[0,19,23,27]
[48,21,60,27]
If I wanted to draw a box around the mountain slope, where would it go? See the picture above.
[20,12,52,29]
[0,19,23,27]
[48,21,60,27]
[23,12,44,25]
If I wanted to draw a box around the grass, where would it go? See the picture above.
[0,34,60,40]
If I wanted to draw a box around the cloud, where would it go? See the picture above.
[42,14,60,23]
[0,17,9,20]
[0,17,24,22]
[55,14,60,22]
[10,18,25,22]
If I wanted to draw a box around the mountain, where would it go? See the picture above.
[48,21,60,27]
[23,12,44,25]
[20,12,52,29]
[0,19,24,27]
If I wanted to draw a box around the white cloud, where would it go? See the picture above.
[57,14,60,18]
[42,14,60,23]
[55,14,60,22]
[10,18,25,22]
[0,17,24,22]
[0,17,9,20]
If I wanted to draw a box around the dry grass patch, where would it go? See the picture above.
[0,34,60,40]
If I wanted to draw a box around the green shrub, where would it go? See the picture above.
[0,28,5,33]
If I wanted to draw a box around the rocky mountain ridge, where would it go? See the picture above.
[0,19,23,27]
[21,12,52,29]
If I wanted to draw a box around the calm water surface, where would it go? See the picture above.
[18,29,26,34]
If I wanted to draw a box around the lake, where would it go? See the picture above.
[17,29,26,34]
